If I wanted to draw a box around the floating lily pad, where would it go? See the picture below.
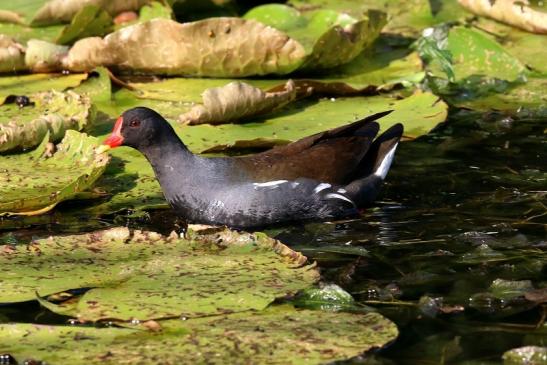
[70,67,112,104]
[0,24,63,44]
[428,26,526,82]
[122,80,447,149]
[472,17,547,74]
[0,130,109,215]
[503,346,547,365]
[289,0,469,36]
[30,0,153,26]
[0,305,397,364]
[0,226,318,321]
[179,90,447,152]
[137,1,173,23]
[418,25,541,113]
[63,7,384,76]
[0,90,93,152]
[317,39,425,89]
[244,4,386,70]
[293,283,357,311]
[449,76,547,116]
[488,278,535,301]
[0,0,48,24]
[0,73,88,104]
[86,146,167,216]
[56,5,113,45]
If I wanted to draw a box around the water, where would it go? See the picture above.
[275,110,546,364]
[0,110,545,364]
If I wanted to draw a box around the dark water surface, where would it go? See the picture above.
[1,110,545,364]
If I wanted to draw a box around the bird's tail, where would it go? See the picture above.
[343,123,403,207]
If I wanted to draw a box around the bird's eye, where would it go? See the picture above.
[129,119,141,128]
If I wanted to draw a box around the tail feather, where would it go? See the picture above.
[344,123,403,207]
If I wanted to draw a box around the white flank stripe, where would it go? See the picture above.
[313,183,331,194]
[325,193,355,205]
[374,143,398,180]
[337,188,347,193]
[253,180,288,187]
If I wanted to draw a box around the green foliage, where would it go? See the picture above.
[0,90,93,152]
[0,130,109,214]
[414,25,455,82]
[0,227,319,321]
[503,346,547,365]
[56,5,113,45]
[0,305,398,364]
[0,73,87,104]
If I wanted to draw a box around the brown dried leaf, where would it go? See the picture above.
[63,18,306,76]
[179,80,298,125]
[0,35,26,73]
[459,0,547,34]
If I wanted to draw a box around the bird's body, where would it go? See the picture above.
[103,107,403,228]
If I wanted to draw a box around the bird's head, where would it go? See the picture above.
[103,107,168,150]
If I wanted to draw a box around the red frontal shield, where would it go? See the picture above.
[103,117,124,147]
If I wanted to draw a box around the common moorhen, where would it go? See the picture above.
[103,107,403,228]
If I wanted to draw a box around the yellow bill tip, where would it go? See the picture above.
[95,144,111,154]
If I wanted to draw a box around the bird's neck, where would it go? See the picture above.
[138,130,197,184]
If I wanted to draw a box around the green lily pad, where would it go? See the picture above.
[0,90,94,152]
[56,5,113,45]
[0,23,63,44]
[0,226,318,321]
[448,75,547,116]
[488,279,535,301]
[0,129,109,214]
[0,0,48,24]
[317,38,425,89]
[503,346,547,365]
[30,0,153,26]
[289,0,469,36]
[428,26,526,82]
[86,145,167,216]
[123,79,447,147]
[244,4,386,70]
[0,1,61,41]
[178,90,447,152]
[137,1,173,23]
[0,305,397,364]
[293,283,357,311]
[472,18,547,74]
[0,73,88,104]
[418,25,543,114]
[70,67,112,104]
[63,7,384,76]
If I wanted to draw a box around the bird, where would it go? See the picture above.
[102,107,403,228]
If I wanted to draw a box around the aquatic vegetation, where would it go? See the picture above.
[0,0,545,363]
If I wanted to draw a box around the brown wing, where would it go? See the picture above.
[235,110,392,184]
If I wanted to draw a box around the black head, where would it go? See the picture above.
[103,107,176,150]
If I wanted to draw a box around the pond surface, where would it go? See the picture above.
[1,110,545,364]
